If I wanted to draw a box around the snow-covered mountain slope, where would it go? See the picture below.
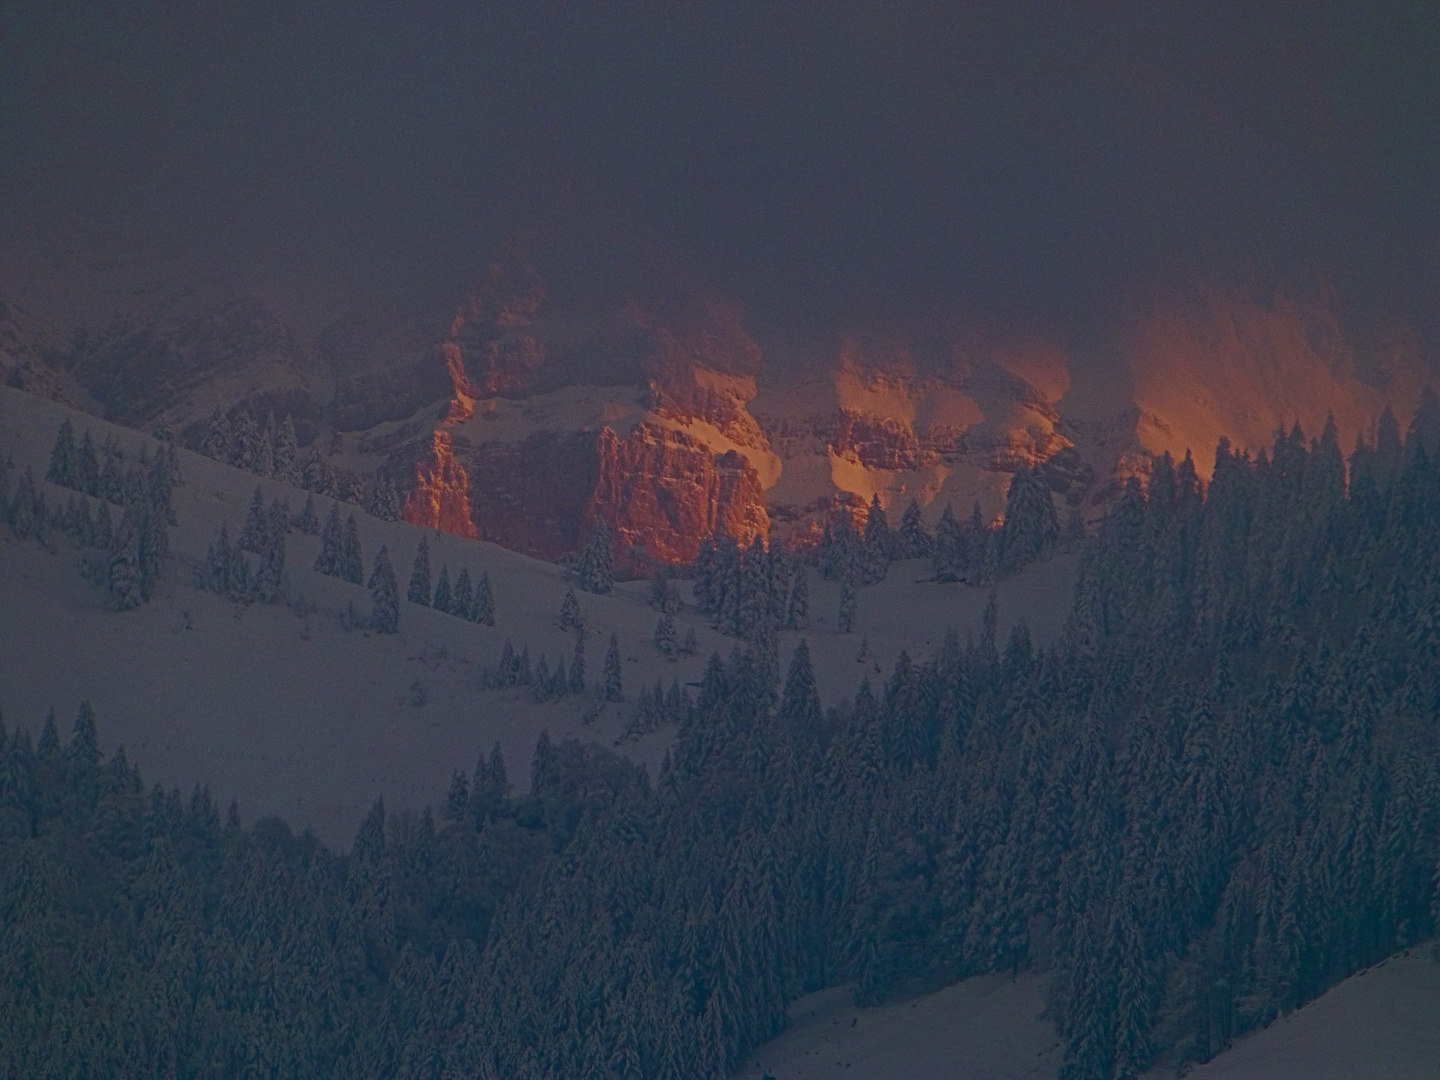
[730,945,1440,1080]
[4,221,1433,568]
[0,383,1070,843]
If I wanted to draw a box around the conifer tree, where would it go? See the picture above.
[303,446,338,496]
[473,569,495,625]
[47,418,76,488]
[603,633,624,702]
[897,496,931,559]
[453,568,475,619]
[654,613,677,658]
[255,501,287,601]
[786,566,810,630]
[92,499,113,550]
[239,486,268,552]
[368,546,400,633]
[76,429,100,495]
[315,506,343,575]
[8,466,37,538]
[579,520,615,594]
[99,436,124,502]
[107,518,144,610]
[559,588,585,632]
[341,515,363,584]
[295,493,319,534]
[273,415,299,484]
[255,415,276,478]
[838,580,857,633]
[862,493,893,584]
[650,572,680,614]
[233,409,260,470]
[432,565,452,613]
[200,405,233,463]
[569,633,586,694]
[408,537,432,605]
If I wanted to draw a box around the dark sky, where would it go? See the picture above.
[2,1,1437,322]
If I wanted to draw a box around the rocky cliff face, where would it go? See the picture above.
[4,226,1435,569]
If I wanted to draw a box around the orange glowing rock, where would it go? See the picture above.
[586,423,769,566]
[402,430,478,539]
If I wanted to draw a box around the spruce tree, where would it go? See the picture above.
[239,486,268,552]
[341,515,363,584]
[47,418,76,488]
[273,415,299,484]
[786,566,810,630]
[432,565,452,613]
[303,446,338,496]
[838,580,857,633]
[569,633,586,693]
[408,537,432,605]
[107,519,144,610]
[255,501,287,601]
[295,493,319,534]
[368,546,400,633]
[233,409,260,470]
[453,568,475,619]
[897,497,931,559]
[255,415,276,478]
[473,569,495,626]
[76,429,100,495]
[315,506,343,575]
[862,493,893,583]
[559,588,584,632]
[654,613,677,658]
[8,466,37,538]
[603,633,624,702]
[200,405,233,463]
[578,521,615,594]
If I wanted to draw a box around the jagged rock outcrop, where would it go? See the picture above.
[4,225,1435,569]
[401,431,478,539]
[586,424,768,566]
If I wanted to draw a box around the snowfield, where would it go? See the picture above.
[0,382,1073,844]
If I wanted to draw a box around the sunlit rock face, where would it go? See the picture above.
[2,225,1435,566]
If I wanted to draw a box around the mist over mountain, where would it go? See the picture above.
[3,6,1440,1078]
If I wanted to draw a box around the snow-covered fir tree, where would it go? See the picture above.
[473,570,495,626]
[452,568,474,620]
[200,405,233,464]
[46,418,76,488]
[239,486,268,553]
[341,515,364,584]
[559,588,585,632]
[367,546,400,633]
[294,494,319,534]
[897,496,931,559]
[432,565,452,613]
[786,566,810,630]
[273,415,299,485]
[407,537,432,605]
[603,632,624,701]
[578,520,614,594]
[315,506,343,576]
[838,579,857,633]
[654,613,676,658]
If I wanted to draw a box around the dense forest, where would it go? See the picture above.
[3,415,1439,1079]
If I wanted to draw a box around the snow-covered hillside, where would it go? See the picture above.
[731,945,1440,1080]
[0,383,1073,843]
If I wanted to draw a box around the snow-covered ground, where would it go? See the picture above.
[0,383,1074,844]
[731,946,1440,1080]
[1144,947,1440,1080]
[732,973,1060,1080]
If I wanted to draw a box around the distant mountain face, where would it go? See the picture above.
[2,223,1435,565]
